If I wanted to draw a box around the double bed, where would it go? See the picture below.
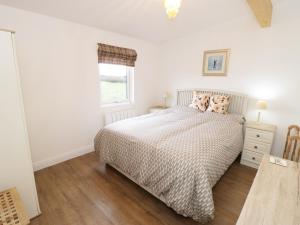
[94,89,248,223]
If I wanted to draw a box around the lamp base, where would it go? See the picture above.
[163,98,167,108]
[257,111,262,123]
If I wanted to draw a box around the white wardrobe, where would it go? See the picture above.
[0,30,41,218]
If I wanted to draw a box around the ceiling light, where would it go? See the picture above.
[164,0,182,19]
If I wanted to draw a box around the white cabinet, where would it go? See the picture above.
[241,122,276,169]
[0,30,40,218]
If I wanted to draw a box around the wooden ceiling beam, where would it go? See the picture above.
[247,0,273,27]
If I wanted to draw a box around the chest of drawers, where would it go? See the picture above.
[241,122,276,169]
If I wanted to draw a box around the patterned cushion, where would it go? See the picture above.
[189,92,211,112]
[207,95,231,114]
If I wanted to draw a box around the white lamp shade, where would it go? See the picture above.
[256,100,268,110]
[163,92,169,99]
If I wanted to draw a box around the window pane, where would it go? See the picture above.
[101,80,127,103]
[99,63,127,77]
[99,63,129,104]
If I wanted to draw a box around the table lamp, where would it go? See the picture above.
[256,100,267,123]
[163,92,169,108]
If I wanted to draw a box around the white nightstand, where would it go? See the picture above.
[241,122,276,169]
[149,106,168,113]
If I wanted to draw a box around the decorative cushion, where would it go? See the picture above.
[207,95,231,114]
[189,92,211,112]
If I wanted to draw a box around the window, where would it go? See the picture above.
[97,43,137,106]
[99,63,134,105]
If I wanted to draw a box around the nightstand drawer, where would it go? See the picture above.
[245,128,274,144]
[244,139,272,154]
[242,150,263,165]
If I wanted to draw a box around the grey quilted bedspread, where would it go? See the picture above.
[94,107,244,223]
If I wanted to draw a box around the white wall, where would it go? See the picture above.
[158,1,300,156]
[0,5,160,170]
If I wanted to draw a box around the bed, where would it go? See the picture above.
[94,89,248,223]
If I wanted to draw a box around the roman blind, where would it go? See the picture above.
[98,43,137,67]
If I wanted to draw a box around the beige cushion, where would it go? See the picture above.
[189,92,211,112]
[207,95,230,114]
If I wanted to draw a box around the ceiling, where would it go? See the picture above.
[0,0,285,43]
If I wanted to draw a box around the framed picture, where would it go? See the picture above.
[202,49,230,76]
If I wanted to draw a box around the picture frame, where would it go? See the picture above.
[202,49,230,76]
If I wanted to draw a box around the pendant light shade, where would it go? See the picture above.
[164,0,182,19]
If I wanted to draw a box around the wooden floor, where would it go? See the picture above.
[30,153,257,225]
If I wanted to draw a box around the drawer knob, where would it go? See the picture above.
[256,134,260,138]
[252,157,256,160]
[254,146,258,149]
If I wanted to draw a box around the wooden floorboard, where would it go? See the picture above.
[30,152,257,225]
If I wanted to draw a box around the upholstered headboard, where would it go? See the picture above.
[176,89,248,115]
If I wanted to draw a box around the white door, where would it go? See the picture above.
[0,30,40,218]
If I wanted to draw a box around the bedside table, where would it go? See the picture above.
[241,122,276,169]
[149,106,168,113]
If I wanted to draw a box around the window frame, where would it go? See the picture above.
[99,63,134,107]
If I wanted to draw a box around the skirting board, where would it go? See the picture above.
[33,145,94,171]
